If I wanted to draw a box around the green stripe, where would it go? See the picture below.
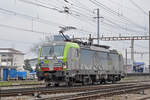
[38,48,41,64]
[63,42,79,63]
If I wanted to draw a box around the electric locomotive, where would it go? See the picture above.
[37,39,125,86]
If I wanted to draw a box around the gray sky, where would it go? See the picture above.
[0,0,150,64]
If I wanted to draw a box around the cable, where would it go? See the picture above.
[0,7,95,35]
[20,0,97,29]
[72,0,147,33]
[89,0,148,31]
[129,0,148,16]
[19,0,96,34]
[20,0,61,12]
[17,0,148,35]
[69,8,147,34]
[0,24,51,34]
[0,8,65,27]
[0,37,36,44]
[108,0,138,12]
[57,0,147,34]
[20,0,145,34]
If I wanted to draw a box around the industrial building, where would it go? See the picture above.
[0,48,24,81]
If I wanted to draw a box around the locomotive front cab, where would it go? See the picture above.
[38,42,80,84]
[39,44,65,71]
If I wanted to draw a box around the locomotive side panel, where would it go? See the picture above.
[80,48,123,74]
[119,55,124,73]
[97,52,109,71]
[80,48,110,72]
[67,48,80,70]
[109,54,120,74]
[80,49,94,70]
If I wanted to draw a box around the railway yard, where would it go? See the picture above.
[0,0,150,100]
[1,76,150,100]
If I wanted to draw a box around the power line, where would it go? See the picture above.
[19,0,124,33]
[0,7,95,35]
[69,0,147,34]
[16,1,96,34]
[20,0,146,34]
[62,0,94,15]
[129,0,148,16]
[57,1,147,34]
[89,0,148,31]
[0,8,64,27]
[0,24,50,34]
[108,0,139,12]
[20,0,61,12]
[20,0,95,26]
[0,37,36,44]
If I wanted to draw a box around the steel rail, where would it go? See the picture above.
[1,80,150,97]
[67,84,150,100]
[34,84,150,100]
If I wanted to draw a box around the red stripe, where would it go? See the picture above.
[41,67,50,71]
[53,67,62,71]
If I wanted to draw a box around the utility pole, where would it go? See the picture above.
[97,9,100,44]
[95,9,104,44]
[131,39,134,69]
[149,11,150,77]
[125,49,128,76]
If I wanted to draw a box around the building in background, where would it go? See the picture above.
[124,58,149,74]
[28,58,38,70]
[0,48,24,80]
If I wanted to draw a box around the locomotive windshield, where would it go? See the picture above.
[41,45,64,57]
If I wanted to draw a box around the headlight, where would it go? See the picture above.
[63,65,67,69]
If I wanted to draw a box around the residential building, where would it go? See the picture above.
[0,48,24,80]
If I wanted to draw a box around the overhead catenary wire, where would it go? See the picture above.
[20,0,61,12]
[15,0,150,34]
[0,37,36,44]
[89,0,148,32]
[20,0,147,34]
[3,1,148,36]
[0,24,51,34]
[69,8,147,34]
[129,0,148,16]
[46,0,148,34]
[20,0,99,34]
[25,0,95,26]
[62,0,148,33]
[18,0,118,30]
[0,8,65,27]
[0,7,95,36]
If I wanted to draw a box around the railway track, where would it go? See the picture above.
[138,97,150,100]
[42,83,150,100]
[1,80,150,98]
[1,79,150,89]
[0,83,137,97]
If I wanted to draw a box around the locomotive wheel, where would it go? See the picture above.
[100,78,106,84]
[46,83,51,87]
[55,83,59,87]
[66,77,74,86]
[67,82,72,86]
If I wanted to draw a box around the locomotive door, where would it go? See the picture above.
[67,48,79,70]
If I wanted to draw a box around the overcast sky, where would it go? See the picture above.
[0,0,150,64]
